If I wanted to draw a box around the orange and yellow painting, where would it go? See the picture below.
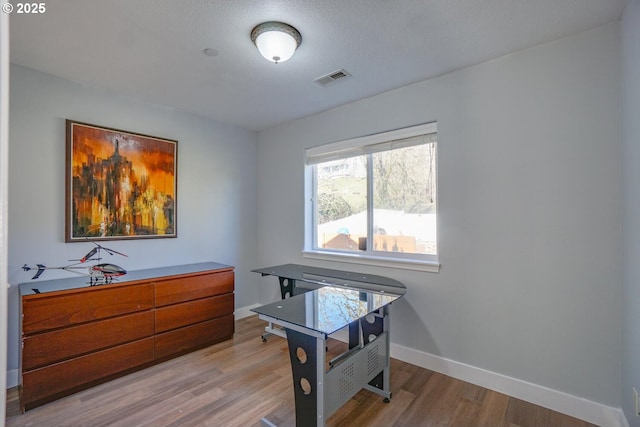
[65,120,177,241]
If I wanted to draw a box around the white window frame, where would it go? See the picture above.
[303,122,440,273]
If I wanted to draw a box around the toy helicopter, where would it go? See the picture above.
[23,240,128,286]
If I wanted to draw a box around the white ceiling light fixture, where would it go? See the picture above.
[251,21,302,64]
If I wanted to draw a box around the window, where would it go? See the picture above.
[304,123,438,271]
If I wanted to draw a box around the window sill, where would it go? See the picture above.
[302,250,440,273]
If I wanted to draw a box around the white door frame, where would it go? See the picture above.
[0,9,10,427]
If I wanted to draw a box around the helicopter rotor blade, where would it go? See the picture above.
[98,245,128,257]
[87,238,128,258]
[62,267,90,277]
[64,261,85,268]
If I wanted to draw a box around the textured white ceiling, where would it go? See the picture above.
[9,0,626,131]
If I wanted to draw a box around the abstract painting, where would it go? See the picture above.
[66,120,177,241]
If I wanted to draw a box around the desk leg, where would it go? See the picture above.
[285,328,326,427]
[361,306,392,401]
[279,277,296,299]
[348,320,360,349]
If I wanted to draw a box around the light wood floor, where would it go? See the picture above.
[6,315,598,427]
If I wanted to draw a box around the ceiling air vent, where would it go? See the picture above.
[313,69,351,86]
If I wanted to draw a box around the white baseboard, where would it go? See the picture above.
[7,369,17,389]
[391,343,626,427]
[235,303,260,320]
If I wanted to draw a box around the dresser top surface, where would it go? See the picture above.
[19,262,233,296]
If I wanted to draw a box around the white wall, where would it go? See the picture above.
[257,21,621,413]
[622,0,640,425]
[7,65,259,378]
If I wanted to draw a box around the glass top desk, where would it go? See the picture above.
[251,264,406,427]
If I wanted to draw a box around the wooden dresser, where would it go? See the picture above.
[18,262,234,411]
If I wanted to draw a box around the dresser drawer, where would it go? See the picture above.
[155,293,234,333]
[155,270,234,307]
[22,338,155,409]
[23,311,154,371]
[155,314,234,360]
[23,284,154,334]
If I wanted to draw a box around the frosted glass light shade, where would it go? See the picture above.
[251,22,302,64]
[256,31,297,63]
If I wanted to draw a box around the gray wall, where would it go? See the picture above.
[622,0,640,424]
[7,65,259,375]
[256,23,622,406]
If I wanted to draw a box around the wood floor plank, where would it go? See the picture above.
[476,390,510,427]
[394,371,460,426]
[6,315,599,427]
[330,388,414,427]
